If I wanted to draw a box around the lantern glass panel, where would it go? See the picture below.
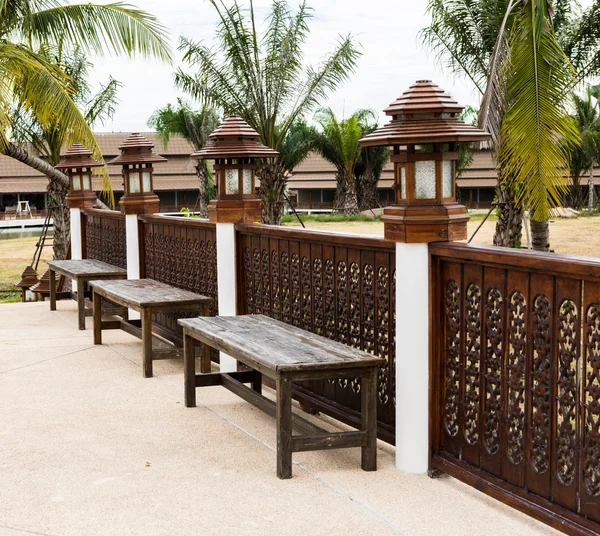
[129,172,141,193]
[442,160,453,198]
[82,174,91,190]
[225,169,239,195]
[414,160,436,199]
[72,174,81,191]
[142,171,152,193]
[399,166,407,199]
[243,169,253,194]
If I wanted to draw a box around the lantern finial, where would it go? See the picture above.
[56,143,103,208]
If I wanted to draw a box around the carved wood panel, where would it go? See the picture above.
[82,210,127,269]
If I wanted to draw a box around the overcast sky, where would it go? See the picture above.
[87,0,486,133]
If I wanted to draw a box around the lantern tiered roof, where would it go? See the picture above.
[359,80,490,147]
[108,133,167,165]
[192,116,279,160]
[14,265,39,290]
[56,143,104,169]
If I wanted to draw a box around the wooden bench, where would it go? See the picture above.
[48,260,128,330]
[90,279,212,378]
[178,314,384,479]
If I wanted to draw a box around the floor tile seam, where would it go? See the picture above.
[0,522,57,536]
[0,345,96,375]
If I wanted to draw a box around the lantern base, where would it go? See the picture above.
[208,198,262,223]
[119,193,160,215]
[381,203,469,243]
[65,192,98,209]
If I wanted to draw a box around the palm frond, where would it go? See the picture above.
[85,76,121,126]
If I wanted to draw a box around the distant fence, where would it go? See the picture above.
[236,223,396,444]
[81,209,127,269]
[139,214,218,345]
[430,242,600,535]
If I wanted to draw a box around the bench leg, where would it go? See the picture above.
[361,368,377,471]
[142,307,153,378]
[200,303,211,373]
[253,371,262,395]
[49,268,56,311]
[93,290,102,345]
[276,375,293,479]
[184,332,196,407]
[77,279,86,330]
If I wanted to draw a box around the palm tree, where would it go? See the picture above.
[175,0,360,224]
[10,44,121,259]
[1,0,172,208]
[568,86,600,209]
[421,0,599,250]
[312,108,375,215]
[354,125,389,212]
[148,101,220,218]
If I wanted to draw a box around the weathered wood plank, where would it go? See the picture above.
[292,431,366,452]
[48,259,127,278]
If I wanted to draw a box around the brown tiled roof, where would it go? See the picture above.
[0,133,198,193]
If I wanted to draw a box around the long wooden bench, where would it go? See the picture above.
[178,314,385,479]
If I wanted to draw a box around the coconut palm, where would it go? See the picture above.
[10,43,122,259]
[312,108,375,215]
[1,0,172,202]
[175,0,360,224]
[568,86,600,209]
[148,101,220,218]
[421,0,598,250]
[354,124,389,212]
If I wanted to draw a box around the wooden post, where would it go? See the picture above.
[76,278,86,330]
[93,289,102,345]
[184,331,196,407]
[361,367,377,471]
[141,307,153,378]
[49,268,56,311]
[276,375,293,479]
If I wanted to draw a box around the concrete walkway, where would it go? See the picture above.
[0,302,558,536]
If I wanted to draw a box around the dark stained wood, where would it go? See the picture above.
[184,333,197,408]
[93,290,102,345]
[49,268,57,311]
[181,315,381,478]
[81,209,127,269]
[430,241,600,536]
[76,279,86,330]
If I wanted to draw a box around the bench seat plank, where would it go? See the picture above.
[48,259,127,278]
[178,314,384,373]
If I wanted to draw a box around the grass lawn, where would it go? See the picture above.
[0,235,52,302]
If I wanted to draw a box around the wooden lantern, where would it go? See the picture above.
[360,80,491,243]
[109,133,166,215]
[56,143,102,209]
[191,116,278,223]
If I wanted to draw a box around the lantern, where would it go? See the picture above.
[191,116,278,223]
[109,133,166,215]
[359,80,491,242]
[56,143,102,209]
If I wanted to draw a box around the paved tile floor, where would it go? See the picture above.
[0,301,559,536]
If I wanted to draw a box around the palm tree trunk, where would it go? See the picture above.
[588,167,595,208]
[343,178,359,216]
[357,171,379,211]
[257,159,286,225]
[493,186,524,248]
[195,162,209,219]
[530,218,550,251]
[333,176,347,212]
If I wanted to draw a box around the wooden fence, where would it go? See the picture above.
[81,208,127,269]
[139,214,218,345]
[430,242,600,536]
[236,223,396,444]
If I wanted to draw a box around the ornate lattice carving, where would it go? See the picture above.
[324,259,335,340]
[281,252,291,323]
[313,258,323,335]
[464,283,481,445]
[271,251,280,320]
[301,256,312,331]
[531,294,552,475]
[484,287,502,456]
[84,215,126,269]
[252,248,262,313]
[556,299,579,486]
[507,291,526,465]
[262,249,271,315]
[377,266,390,405]
[363,264,375,355]
[349,262,361,349]
[244,246,254,313]
[337,261,348,345]
[445,279,460,437]
[584,303,600,497]
[291,253,301,327]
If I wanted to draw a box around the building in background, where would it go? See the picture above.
[0,133,199,217]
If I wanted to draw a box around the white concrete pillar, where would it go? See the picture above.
[215,222,237,373]
[70,208,83,260]
[395,242,429,473]
[125,214,140,319]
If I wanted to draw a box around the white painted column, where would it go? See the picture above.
[125,214,140,319]
[70,207,82,292]
[70,208,83,260]
[395,242,429,473]
[215,222,237,373]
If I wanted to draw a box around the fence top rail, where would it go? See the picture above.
[82,208,125,220]
[235,223,395,251]
[139,213,217,230]
[430,241,600,281]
